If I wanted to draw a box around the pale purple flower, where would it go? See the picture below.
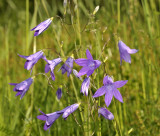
[9,78,33,99]
[75,49,101,77]
[118,40,138,65]
[62,103,79,120]
[31,17,53,36]
[43,56,62,81]
[37,103,79,130]
[37,109,63,131]
[18,51,44,71]
[81,77,90,96]
[93,76,128,107]
[56,87,62,100]
[98,107,114,120]
[60,57,74,77]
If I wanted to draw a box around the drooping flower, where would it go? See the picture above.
[43,56,62,81]
[9,78,33,99]
[75,49,101,77]
[118,40,138,65]
[60,57,74,77]
[93,75,128,107]
[37,103,79,130]
[81,77,90,96]
[31,17,53,36]
[18,51,44,71]
[62,103,79,120]
[98,107,114,120]
[56,87,62,100]
[37,109,63,131]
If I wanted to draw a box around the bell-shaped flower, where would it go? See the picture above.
[56,87,62,100]
[118,40,138,65]
[75,49,101,77]
[37,109,63,131]
[98,107,114,120]
[62,103,79,120]
[81,77,90,96]
[93,75,128,107]
[31,17,53,36]
[60,57,74,77]
[9,78,33,99]
[37,103,79,130]
[43,56,62,81]
[18,51,44,71]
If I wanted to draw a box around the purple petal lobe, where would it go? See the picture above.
[37,115,47,121]
[114,80,128,88]
[62,103,79,119]
[86,49,93,60]
[94,60,101,69]
[15,92,22,96]
[128,49,138,54]
[113,89,123,103]
[87,69,94,76]
[45,64,50,73]
[9,83,18,86]
[50,71,55,81]
[105,87,113,107]
[81,77,90,96]
[98,107,114,120]
[93,86,106,98]
[74,59,88,66]
[77,67,89,76]
[18,54,29,59]
[103,76,114,85]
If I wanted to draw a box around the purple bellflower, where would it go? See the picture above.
[37,103,79,130]
[37,109,63,131]
[56,87,62,100]
[81,77,90,96]
[60,57,74,77]
[43,56,62,81]
[98,107,114,120]
[31,17,53,36]
[75,49,101,77]
[118,40,138,65]
[9,78,33,99]
[93,76,128,107]
[18,51,44,71]
[62,103,79,120]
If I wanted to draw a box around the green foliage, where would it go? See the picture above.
[0,0,160,135]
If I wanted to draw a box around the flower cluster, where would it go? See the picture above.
[9,17,138,131]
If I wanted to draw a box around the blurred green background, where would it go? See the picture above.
[0,0,160,135]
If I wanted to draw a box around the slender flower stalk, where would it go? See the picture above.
[93,75,128,107]
[118,40,138,65]
[9,78,33,99]
[31,17,53,36]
